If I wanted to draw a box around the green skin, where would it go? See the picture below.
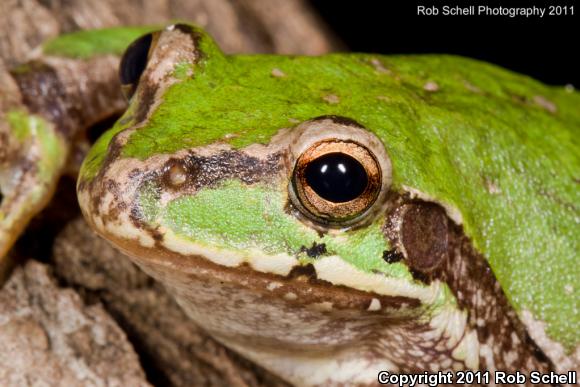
[1,24,578,382]
[80,26,578,348]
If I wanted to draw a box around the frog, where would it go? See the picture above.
[0,26,154,275]
[1,23,578,386]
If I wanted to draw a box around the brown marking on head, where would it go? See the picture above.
[172,23,204,62]
[383,194,555,372]
[132,80,159,124]
[157,150,283,193]
[128,24,203,124]
[118,149,284,238]
[287,263,318,281]
[313,115,366,129]
[441,222,554,372]
[299,242,327,258]
[400,202,449,273]
[0,129,10,164]
[382,249,404,264]
[84,132,126,212]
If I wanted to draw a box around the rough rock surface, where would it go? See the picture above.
[0,260,150,387]
[0,0,339,66]
[53,217,290,387]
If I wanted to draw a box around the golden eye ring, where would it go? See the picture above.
[292,140,382,224]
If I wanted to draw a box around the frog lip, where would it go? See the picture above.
[105,230,466,382]
[102,227,424,314]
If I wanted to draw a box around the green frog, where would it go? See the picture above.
[1,24,578,385]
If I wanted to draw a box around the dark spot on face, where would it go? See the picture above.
[133,80,159,124]
[400,202,449,273]
[510,93,531,107]
[78,125,127,193]
[315,229,327,238]
[154,151,281,193]
[287,263,318,281]
[150,227,164,242]
[128,168,142,179]
[173,23,196,38]
[382,249,404,264]
[0,130,10,163]
[299,242,327,258]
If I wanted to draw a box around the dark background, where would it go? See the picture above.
[309,1,579,86]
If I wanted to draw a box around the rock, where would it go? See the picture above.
[0,0,339,67]
[0,260,150,387]
[53,217,289,387]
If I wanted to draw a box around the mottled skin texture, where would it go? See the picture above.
[0,28,150,267]
[0,24,578,386]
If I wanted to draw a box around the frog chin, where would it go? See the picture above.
[94,225,479,385]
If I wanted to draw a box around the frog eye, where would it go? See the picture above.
[292,140,382,224]
[119,32,157,99]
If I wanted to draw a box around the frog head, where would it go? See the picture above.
[78,24,578,384]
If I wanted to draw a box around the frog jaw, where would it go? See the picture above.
[110,234,480,386]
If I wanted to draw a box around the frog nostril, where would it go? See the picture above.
[161,159,196,190]
[167,164,187,187]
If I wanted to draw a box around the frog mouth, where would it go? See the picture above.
[92,227,487,385]
[108,229,436,342]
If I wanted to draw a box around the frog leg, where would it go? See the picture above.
[0,54,124,276]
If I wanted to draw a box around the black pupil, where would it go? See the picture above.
[119,33,152,86]
[304,153,368,203]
